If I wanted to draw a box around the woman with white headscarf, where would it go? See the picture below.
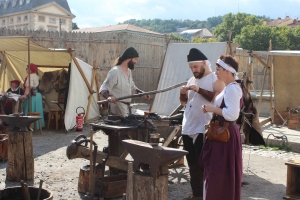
[200,55,243,200]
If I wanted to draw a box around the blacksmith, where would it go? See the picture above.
[179,48,224,200]
[99,47,150,117]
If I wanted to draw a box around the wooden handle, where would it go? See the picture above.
[37,179,44,200]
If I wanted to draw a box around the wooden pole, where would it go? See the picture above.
[270,56,274,119]
[268,40,274,120]
[249,55,254,90]
[227,31,233,56]
[89,130,94,195]
[252,54,269,69]
[94,61,101,101]
[126,162,133,200]
[66,43,94,94]
[85,62,97,123]
[28,38,31,113]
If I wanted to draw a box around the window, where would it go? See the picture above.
[2,19,5,25]
[23,26,28,31]
[26,0,30,4]
[49,17,56,23]
[3,1,7,9]
[38,16,45,22]
[19,0,23,5]
[12,0,16,7]
[10,18,14,24]
[17,16,21,23]
[24,15,28,21]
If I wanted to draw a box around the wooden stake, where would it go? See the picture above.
[126,162,133,200]
[269,40,274,120]
[89,130,94,195]
[85,62,97,123]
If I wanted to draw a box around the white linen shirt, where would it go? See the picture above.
[214,82,242,121]
[25,74,40,88]
[100,66,137,103]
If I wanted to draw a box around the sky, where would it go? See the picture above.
[68,0,300,29]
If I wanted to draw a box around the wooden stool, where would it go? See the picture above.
[47,109,64,131]
[27,112,42,134]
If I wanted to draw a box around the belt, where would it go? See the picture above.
[212,119,236,128]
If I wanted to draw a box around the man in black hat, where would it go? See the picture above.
[100,47,150,117]
[180,48,224,199]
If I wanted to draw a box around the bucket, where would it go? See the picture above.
[0,186,53,200]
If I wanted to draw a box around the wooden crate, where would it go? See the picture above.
[284,160,300,200]
[273,111,289,125]
[288,119,299,130]
[95,174,127,199]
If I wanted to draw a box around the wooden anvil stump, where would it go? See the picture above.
[122,140,188,177]
[122,140,188,200]
[0,115,41,181]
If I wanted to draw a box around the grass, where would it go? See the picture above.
[259,143,292,152]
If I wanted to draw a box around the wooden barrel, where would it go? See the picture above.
[0,186,53,200]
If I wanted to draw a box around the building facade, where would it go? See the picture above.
[0,0,75,31]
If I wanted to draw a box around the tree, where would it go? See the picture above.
[213,13,262,42]
[193,38,218,43]
[234,25,272,51]
[290,26,300,50]
[168,34,189,42]
[72,22,79,30]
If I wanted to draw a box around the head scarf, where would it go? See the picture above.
[29,63,38,73]
[216,59,239,80]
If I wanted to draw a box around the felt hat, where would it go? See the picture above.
[10,80,21,86]
[120,47,139,60]
[187,48,207,63]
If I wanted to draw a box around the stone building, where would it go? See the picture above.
[0,0,75,31]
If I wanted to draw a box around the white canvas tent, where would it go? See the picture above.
[0,37,99,131]
[151,42,228,116]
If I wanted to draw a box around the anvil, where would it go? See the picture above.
[122,140,188,177]
[0,114,41,132]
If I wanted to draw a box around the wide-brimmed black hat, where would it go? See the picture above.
[120,47,139,60]
[187,48,207,62]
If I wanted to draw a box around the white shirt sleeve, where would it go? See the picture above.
[221,84,243,121]
[99,68,118,92]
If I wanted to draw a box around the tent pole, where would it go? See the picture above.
[85,61,97,123]
[66,44,93,94]
[28,38,31,114]
[94,61,101,101]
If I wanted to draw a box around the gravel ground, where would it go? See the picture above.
[0,123,299,200]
